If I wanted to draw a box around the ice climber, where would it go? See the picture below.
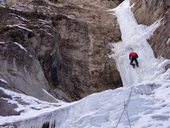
[129,52,139,68]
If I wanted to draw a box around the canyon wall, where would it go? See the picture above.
[0,0,123,103]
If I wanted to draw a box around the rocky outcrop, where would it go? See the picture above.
[0,0,123,103]
[131,0,170,59]
[0,6,58,102]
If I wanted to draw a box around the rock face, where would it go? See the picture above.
[50,0,123,100]
[131,0,170,59]
[0,0,123,102]
[0,7,58,102]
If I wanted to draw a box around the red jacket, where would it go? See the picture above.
[129,52,138,59]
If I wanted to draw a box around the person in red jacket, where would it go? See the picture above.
[129,52,139,68]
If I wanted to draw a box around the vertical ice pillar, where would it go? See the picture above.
[109,0,160,86]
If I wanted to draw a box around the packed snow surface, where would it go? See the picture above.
[0,0,170,128]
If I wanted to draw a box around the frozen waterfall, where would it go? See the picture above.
[109,0,169,86]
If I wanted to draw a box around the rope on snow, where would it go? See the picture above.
[114,86,134,128]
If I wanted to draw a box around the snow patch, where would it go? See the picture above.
[7,24,32,32]
[16,15,29,22]
[166,38,170,44]
[0,78,7,84]
[0,42,5,44]
[14,42,27,52]
[42,89,59,102]
[47,32,54,37]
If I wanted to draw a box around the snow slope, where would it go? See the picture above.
[1,81,170,128]
[0,0,170,128]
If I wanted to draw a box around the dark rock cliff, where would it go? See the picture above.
[49,0,123,100]
[0,0,123,104]
[0,7,59,102]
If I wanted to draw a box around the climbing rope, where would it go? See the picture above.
[114,86,134,128]
[125,104,132,128]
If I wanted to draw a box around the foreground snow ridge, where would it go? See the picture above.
[1,0,170,128]
[1,81,170,128]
